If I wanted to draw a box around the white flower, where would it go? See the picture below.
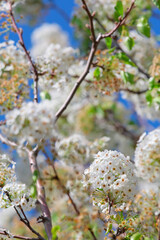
[31,23,69,57]
[2,100,57,145]
[0,229,13,239]
[83,150,137,213]
[35,43,77,92]
[0,154,16,187]
[135,128,160,184]
[0,182,35,211]
[55,134,90,165]
[0,0,25,12]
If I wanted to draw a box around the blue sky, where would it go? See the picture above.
[13,0,76,49]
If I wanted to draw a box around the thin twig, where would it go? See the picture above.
[46,156,80,215]
[8,1,39,103]
[55,0,135,122]
[0,230,39,240]
[94,17,150,79]
[104,110,139,144]
[119,88,148,94]
[82,0,96,42]
[4,191,45,240]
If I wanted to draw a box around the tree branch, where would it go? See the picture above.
[8,1,39,103]
[94,16,150,79]
[4,191,44,240]
[0,133,18,148]
[0,230,39,240]
[26,149,53,240]
[55,0,135,122]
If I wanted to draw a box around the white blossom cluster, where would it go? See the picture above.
[0,154,35,211]
[134,187,160,235]
[135,128,160,184]
[31,23,69,57]
[0,0,25,11]
[83,150,137,213]
[55,134,90,165]
[35,44,77,92]
[0,40,29,79]
[55,135,110,165]
[2,100,56,145]
[0,183,35,211]
[0,229,13,239]
[0,154,16,187]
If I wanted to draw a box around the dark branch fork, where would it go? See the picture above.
[55,0,135,122]
[3,190,44,240]
[8,1,39,103]
[0,133,53,240]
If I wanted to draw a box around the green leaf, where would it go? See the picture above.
[121,71,134,84]
[94,67,101,79]
[52,226,61,240]
[117,52,136,66]
[71,16,83,29]
[30,185,37,198]
[146,91,153,105]
[23,118,30,127]
[40,91,51,100]
[153,96,160,104]
[124,36,135,50]
[105,223,112,234]
[52,213,58,223]
[137,16,151,38]
[149,77,160,90]
[130,233,142,240]
[152,0,160,9]
[32,170,39,183]
[114,0,124,19]
[105,37,112,49]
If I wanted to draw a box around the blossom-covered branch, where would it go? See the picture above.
[55,0,135,122]
[94,17,150,79]
[8,1,39,103]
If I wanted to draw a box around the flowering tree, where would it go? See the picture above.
[0,0,160,239]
